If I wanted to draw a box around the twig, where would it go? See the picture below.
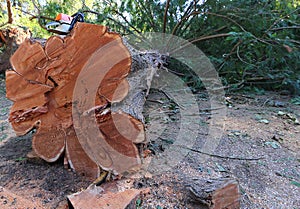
[82,10,132,33]
[172,1,195,35]
[206,12,271,46]
[172,11,200,35]
[147,99,164,104]
[0,22,8,28]
[270,26,300,31]
[16,7,55,22]
[170,33,231,54]
[171,0,204,35]
[199,107,225,112]
[0,31,7,44]
[236,45,256,67]
[289,39,300,45]
[218,40,243,71]
[159,90,186,110]
[116,11,141,33]
[190,33,231,44]
[179,145,265,161]
[266,7,300,33]
[31,0,46,29]
[135,0,156,30]
[206,12,247,33]
[262,96,274,107]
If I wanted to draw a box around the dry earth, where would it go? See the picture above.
[0,74,299,209]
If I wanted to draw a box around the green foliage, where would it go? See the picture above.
[291,180,300,187]
[89,0,300,93]
[0,0,299,93]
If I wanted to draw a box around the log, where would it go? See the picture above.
[6,22,152,179]
[187,178,240,209]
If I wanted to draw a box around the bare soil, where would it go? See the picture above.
[0,75,299,209]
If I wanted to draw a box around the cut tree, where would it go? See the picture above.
[6,22,152,179]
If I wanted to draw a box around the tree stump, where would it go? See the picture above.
[6,22,154,178]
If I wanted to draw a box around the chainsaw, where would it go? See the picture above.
[46,12,84,35]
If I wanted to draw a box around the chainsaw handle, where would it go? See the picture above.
[69,12,84,31]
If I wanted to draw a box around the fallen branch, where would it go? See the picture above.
[179,145,265,161]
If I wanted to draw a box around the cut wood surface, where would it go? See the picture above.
[6,22,147,179]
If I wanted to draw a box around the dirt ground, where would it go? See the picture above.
[0,74,299,209]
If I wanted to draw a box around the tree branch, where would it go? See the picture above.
[190,33,231,44]
[135,0,156,30]
[7,0,13,24]
[266,7,300,33]
[172,11,200,35]
[270,26,300,31]
[31,0,46,29]
[171,33,232,54]
[163,0,171,33]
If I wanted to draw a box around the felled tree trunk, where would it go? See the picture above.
[6,23,156,179]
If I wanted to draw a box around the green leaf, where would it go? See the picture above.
[15,157,27,162]
[136,198,142,207]
[290,181,300,187]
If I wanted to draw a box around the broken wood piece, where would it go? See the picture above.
[187,178,240,209]
[67,185,146,209]
[0,186,45,209]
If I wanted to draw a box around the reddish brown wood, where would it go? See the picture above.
[188,178,240,209]
[6,23,144,178]
[67,185,144,209]
[0,187,45,209]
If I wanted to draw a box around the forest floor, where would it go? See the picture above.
[0,74,299,209]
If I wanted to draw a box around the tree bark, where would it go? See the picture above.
[0,27,30,73]
[6,23,153,179]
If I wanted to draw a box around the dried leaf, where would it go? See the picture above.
[216,163,226,172]
[265,141,281,149]
[277,111,286,116]
[259,119,270,124]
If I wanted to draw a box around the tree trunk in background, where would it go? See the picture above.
[0,27,30,73]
